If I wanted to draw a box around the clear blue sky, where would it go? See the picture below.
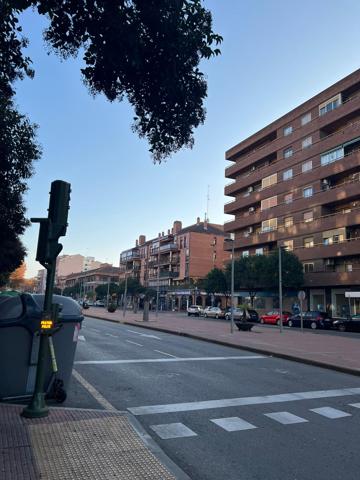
[18,0,360,277]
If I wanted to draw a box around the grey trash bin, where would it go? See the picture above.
[0,293,84,401]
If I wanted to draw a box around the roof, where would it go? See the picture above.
[65,265,120,280]
[178,222,225,236]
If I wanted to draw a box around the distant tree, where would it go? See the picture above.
[95,283,120,299]
[53,287,62,295]
[226,255,268,307]
[8,261,26,289]
[262,250,304,290]
[86,290,95,300]
[63,283,81,298]
[202,268,228,296]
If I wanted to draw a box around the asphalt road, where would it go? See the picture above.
[66,317,360,480]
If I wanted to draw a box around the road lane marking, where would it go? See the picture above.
[349,403,360,409]
[128,387,360,416]
[78,335,86,342]
[75,355,264,365]
[211,417,257,432]
[310,407,351,419]
[264,412,308,425]
[90,328,100,333]
[126,329,161,340]
[150,423,197,440]
[154,350,177,358]
[126,340,144,347]
[105,333,119,338]
[72,369,116,411]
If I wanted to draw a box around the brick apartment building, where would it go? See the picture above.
[119,218,230,310]
[225,69,360,317]
[63,265,120,297]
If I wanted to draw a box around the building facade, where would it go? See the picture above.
[56,255,103,290]
[63,265,120,297]
[119,218,230,309]
[225,69,360,317]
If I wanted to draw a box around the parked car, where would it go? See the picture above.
[187,305,203,317]
[225,308,259,323]
[288,311,332,330]
[94,300,105,307]
[333,314,360,332]
[260,311,292,326]
[203,306,225,319]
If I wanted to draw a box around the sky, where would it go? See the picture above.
[16,0,360,278]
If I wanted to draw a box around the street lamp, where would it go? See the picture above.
[156,244,160,317]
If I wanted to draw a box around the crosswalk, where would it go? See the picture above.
[149,403,359,440]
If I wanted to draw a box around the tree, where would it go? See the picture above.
[95,283,120,299]
[8,261,26,289]
[63,283,81,298]
[262,250,304,290]
[226,255,268,307]
[202,268,228,296]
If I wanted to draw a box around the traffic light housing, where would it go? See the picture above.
[32,180,71,267]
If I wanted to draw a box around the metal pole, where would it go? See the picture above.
[106,277,110,308]
[230,239,235,334]
[123,274,128,317]
[300,298,303,332]
[278,246,283,333]
[156,245,160,317]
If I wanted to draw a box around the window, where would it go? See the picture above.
[283,240,293,251]
[261,173,277,189]
[256,247,264,255]
[301,112,311,125]
[284,193,293,204]
[261,195,278,210]
[321,147,344,166]
[303,186,313,198]
[302,136,312,149]
[242,250,249,258]
[284,216,293,227]
[283,169,293,181]
[303,211,313,223]
[304,237,314,248]
[283,125,293,136]
[261,218,277,232]
[319,94,341,116]
[303,263,314,273]
[284,147,293,158]
[302,160,312,172]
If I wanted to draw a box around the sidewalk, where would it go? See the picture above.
[86,308,360,376]
[0,403,187,480]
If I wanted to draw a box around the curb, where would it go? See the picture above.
[84,312,360,378]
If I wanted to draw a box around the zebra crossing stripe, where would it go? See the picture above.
[264,412,308,425]
[150,422,197,440]
[310,407,351,419]
[349,403,360,409]
[211,417,257,432]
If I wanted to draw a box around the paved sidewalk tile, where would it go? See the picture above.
[0,404,176,480]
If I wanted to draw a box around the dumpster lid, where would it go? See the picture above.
[31,294,83,320]
[0,294,23,320]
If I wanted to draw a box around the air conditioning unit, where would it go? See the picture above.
[249,207,255,213]
[248,186,254,193]
[243,232,250,238]
[251,166,256,172]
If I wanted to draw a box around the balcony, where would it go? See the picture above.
[159,243,178,253]
[304,269,360,287]
[294,237,360,262]
[120,250,140,262]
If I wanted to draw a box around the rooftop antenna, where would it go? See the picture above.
[206,185,210,222]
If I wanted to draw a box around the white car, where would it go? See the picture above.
[187,305,203,317]
[203,306,225,319]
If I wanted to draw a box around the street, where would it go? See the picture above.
[67,317,360,480]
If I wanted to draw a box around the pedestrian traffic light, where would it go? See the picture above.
[32,180,71,267]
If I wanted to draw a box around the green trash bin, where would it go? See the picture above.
[0,293,84,401]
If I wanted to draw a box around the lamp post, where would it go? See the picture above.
[225,235,235,334]
[156,244,160,317]
[123,273,128,317]
[278,246,283,333]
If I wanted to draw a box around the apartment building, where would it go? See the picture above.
[55,255,103,290]
[63,265,120,296]
[225,69,360,317]
[119,218,230,309]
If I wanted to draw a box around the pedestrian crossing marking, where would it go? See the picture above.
[264,412,308,425]
[310,407,351,419]
[150,422,197,440]
[349,403,360,409]
[211,417,257,432]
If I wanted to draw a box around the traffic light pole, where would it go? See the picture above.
[22,181,71,419]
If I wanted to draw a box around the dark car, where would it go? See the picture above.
[225,308,259,323]
[333,314,360,332]
[288,311,332,330]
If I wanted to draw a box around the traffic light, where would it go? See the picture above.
[32,180,71,267]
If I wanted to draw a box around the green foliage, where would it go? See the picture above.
[53,287,62,294]
[202,268,228,295]
[226,255,267,297]
[63,282,81,297]
[262,250,304,289]
[95,283,120,298]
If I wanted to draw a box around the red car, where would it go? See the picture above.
[260,311,292,326]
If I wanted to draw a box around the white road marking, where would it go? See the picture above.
[150,423,197,439]
[211,417,257,432]
[128,387,360,416]
[154,350,177,358]
[75,355,264,365]
[264,412,308,425]
[90,328,100,333]
[105,333,118,338]
[310,407,351,419]
[349,403,360,409]
[126,329,161,340]
[72,369,116,411]
[126,340,144,347]
[78,335,86,342]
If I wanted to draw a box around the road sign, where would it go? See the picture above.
[298,290,306,301]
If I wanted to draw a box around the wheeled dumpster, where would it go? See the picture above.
[0,293,83,401]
